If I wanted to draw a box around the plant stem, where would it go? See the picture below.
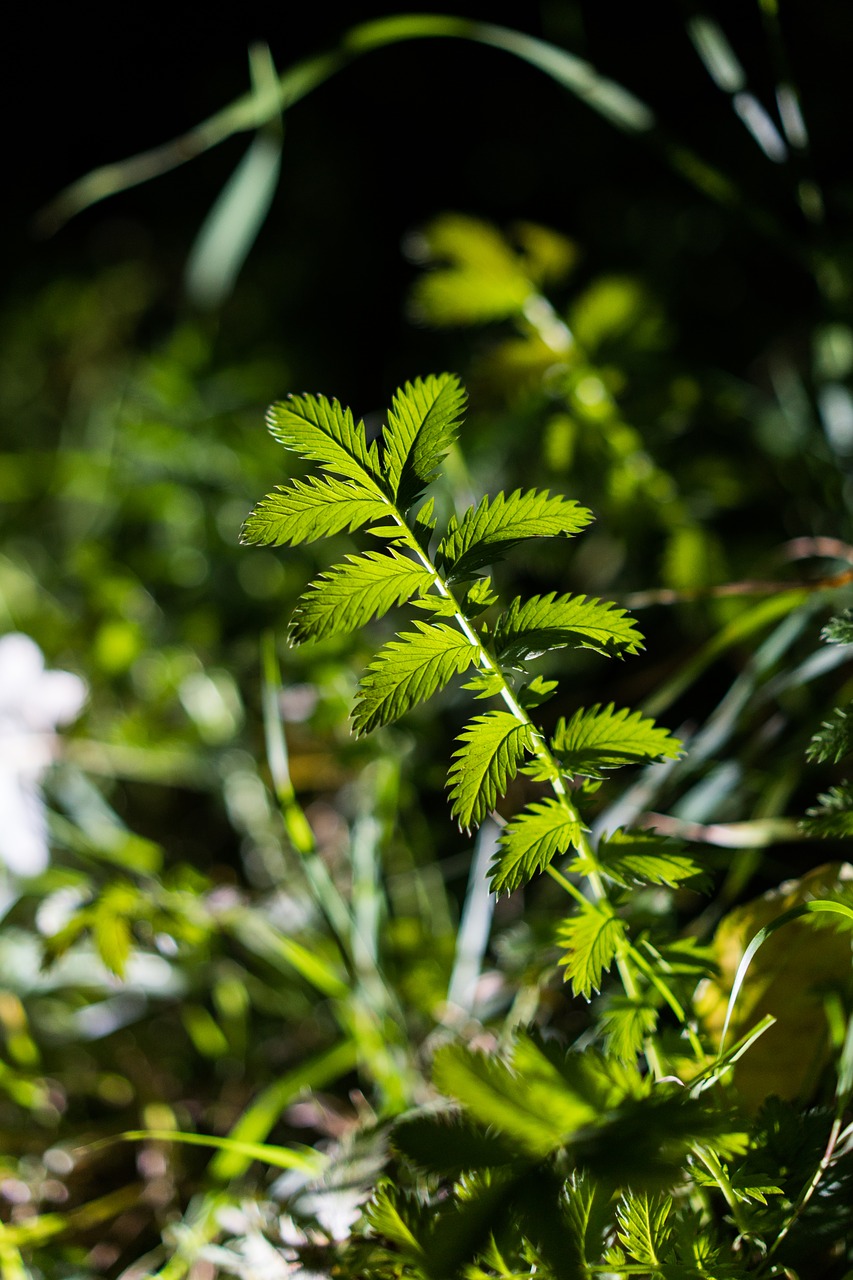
[392,508,665,1074]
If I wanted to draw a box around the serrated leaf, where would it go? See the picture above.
[806,705,853,764]
[822,609,853,646]
[352,621,477,735]
[558,903,625,999]
[447,711,533,829]
[493,592,643,663]
[565,1171,612,1268]
[551,704,682,778]
[491,799,583,895]
[615,1193,672,1266]
[803,783,853,838]
[461,670,508,699]
[594,829,706,889]
[391,1111,520,1175]
[267,393,384,488]
[413,496,437,551]
[289,550,434,643]
[461,575,499,616]
[411,594,458,617]
[241,475,389,546]
[432,1038,598,1157]
[435,489,593,581]
[363,1180,429,1259]
[383,373,467,509]
[518,675,560,709]
[599,996,658,1062]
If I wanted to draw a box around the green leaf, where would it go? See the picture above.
[461,575,499,616]
[289,550,434,643]
[615,1192,672,1266]
[352,621,477,735]
[266,393,383,488]
[363,1180,430,1260]
[551,704,682,778]
[413,495,437,551]
[447,711,533,830]
[803,782,853,838]
[518,675,560,709]
[241,474,388,546]
[598,996,658,1062]
[392,1111,520,1175]
[806,705,853,764]
[490,798,583,895]
[821,609,853,646]
[592,829,706,889]
[408,214,535,326]
[564,1171,612,1269]
[493,592,644,663]
[383,373,467,509]
[558,903,626,999]
[432,1038,598,1157]
[435,488,593,581]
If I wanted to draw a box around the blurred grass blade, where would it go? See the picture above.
[210,1038,358,1180]
[184,132,282,309]
[471,22,654,132]
[185,43,284,309]
[37,47,341,235]
[446,819,498,1017]
[719,900,853,1053]
[687,16,745,92]
[88,1128,324,1174]
[733,92,787,162]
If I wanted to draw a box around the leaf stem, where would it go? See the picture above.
[393,509,665,1074]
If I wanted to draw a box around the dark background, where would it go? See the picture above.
[7,1,851,402]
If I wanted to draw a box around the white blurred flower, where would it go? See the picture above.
[0,634,87,876]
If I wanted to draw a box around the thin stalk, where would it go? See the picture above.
[692,1145,753,1240]
[766,1113,843,1259]
[391,507,665,1075]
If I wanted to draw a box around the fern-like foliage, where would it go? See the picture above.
[804,610,853,837]
[245,373,683,1009]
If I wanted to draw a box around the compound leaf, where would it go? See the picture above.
[493,592,644,663]
[289,550,434,644]
[447,711,533,830]
[551,704,682,778]
[241,474,389,546]
[384,373,467,509]
[491,798,584,895]
[435,489,592,581]
[352,621,477,735]
[267,393,383,488]
[558,903,626,999]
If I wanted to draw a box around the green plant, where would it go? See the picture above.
[239,373,853,1277]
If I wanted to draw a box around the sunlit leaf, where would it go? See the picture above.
[352,621,477,734]
[241,474,388,546]
[435,488,592,581]
[490,798,583,895]
[447,711,533,830]
[290,550,434,643]
[493,592,643,664]
[551,704,682,778]
[558,902,626,999]
[383,373,467,509]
